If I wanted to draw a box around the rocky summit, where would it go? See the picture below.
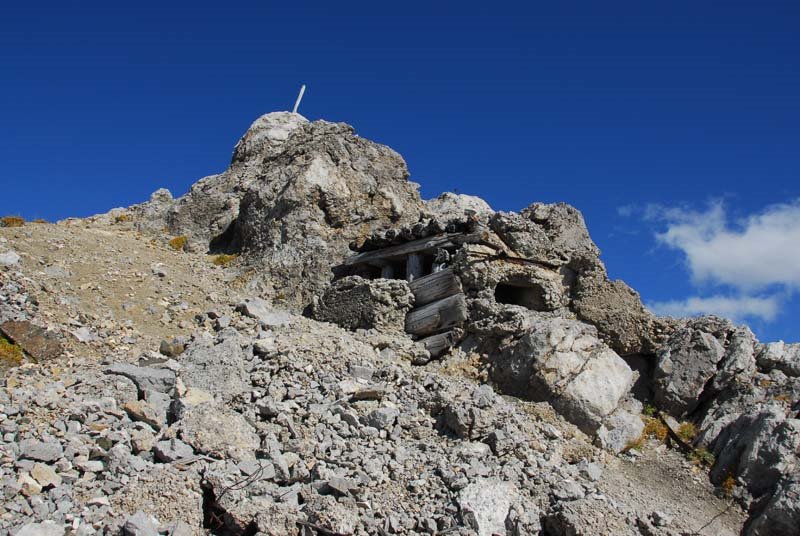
[0,112,797,536]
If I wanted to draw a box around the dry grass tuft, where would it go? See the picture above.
[212,254,237,266]
[114,214,132,223]
[0,336,24,366]
[168,236,188,251]
[677,422,697,443]
[0,216,25,228]
[721,474,736,498]
[643,417,669,442]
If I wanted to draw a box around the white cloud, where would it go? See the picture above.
[647,294,781,323]
[650,200,800,292]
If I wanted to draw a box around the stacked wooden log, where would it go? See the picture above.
[404,269,466,358]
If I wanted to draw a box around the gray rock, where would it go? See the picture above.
[303,494,358,535]
[745,477,800,536]
[711,406,800,498]
[653,317,732,417]
[492,317,633,434]
[74,326,98,343]
[596,408,645,453]
[758,341,800,377]
[236,298,292,327]
[553,479,585,501]
[15,521,64,536]
[177,403,258,462]
[105,364,176,396]
[576,460,603,482]
[122,510,159,536]
[364,407,400,430]
[153,439,195,463]
[424,192,495,220]
[179,334,250,404]
[19,439,63,462]
[458,478,517,536]
[0,250,20,266]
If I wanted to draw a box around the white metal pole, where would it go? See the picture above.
[292,84,306,114]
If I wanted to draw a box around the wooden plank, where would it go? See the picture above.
[408,268,461,307]
[380,264,395,279]
[343,233,461,266]
[407,253,424,282]
[405,293,467,336]
[418,330,458,358]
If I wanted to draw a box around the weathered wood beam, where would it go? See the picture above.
[343,233,462,266]
[408,268,461,307]
[418,330,459,358]
[405,293,467,337]
[406,253,424,282]
[380,264,395,279]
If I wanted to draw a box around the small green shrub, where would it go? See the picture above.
[689,447,715,467]
[0,216,25,228]
[643,403,657,417]
[168,236,188,251]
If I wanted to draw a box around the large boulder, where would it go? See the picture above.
[745,476,800,536]
[492,317,633,434]
[757,341,800,377]
[710,406,800,497]
[653,317,757,417]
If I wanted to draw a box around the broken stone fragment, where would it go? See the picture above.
[0,250,20,266]
[122,510,160,536]
[457,478,517,536]
[176,402,258,462]
[0,320,63,361]
[122,400,164,430]
[19,439,63,462]
[236,298,292,327]
[153,438,195,463]
[17,472,42,496]
[105,363,176,396]
[596,408,645,453]
[31,462,62,488]
[158,338,185,357]
[363,407,399,430]
[15,521,64,536]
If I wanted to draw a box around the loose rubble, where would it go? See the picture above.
[1,111,796,536]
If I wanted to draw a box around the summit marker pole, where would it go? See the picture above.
[292,84,306,114]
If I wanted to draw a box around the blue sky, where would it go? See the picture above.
[2,1,798,342]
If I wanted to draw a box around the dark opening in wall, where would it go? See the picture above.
[494,280,548,311]
[208,219,242,255]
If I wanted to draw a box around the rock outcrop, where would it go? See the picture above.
[3,111,797,536]
[128,113,424,308]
